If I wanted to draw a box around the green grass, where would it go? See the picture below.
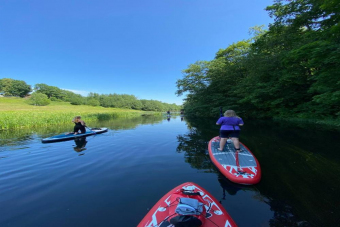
[0,97,159,130]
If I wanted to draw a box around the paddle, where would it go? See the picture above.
[86,126,96,133]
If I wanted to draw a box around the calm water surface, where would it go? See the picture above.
[0,115,339,227]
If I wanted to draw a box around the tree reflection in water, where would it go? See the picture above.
[176,117,314,227]
[176,128,213,172]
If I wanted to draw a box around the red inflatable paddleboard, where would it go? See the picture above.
[138,182,237,227]
[208,136,261,185]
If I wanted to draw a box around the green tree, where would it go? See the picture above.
[140,99,163,111]
[99,95,114,107]
[87,92,101,101]
[264,0,340,117]
[0,78,32,97]
[34,83,65,99]
[176,40,252,117]
[70,94,84,105]
[27,92,51,106]
[87,98,100,106]
[176,61,210,97]
[177,0,340,119]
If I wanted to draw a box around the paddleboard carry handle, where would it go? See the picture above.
[180,189,201,196]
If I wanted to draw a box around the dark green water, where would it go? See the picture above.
[0,115,339,226]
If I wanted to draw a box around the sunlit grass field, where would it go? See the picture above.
[0,97,157,130]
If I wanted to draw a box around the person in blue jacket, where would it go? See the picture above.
[216,110,244,152]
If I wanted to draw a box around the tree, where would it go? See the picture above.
[87,98,100,106]
[70,95,84,105]
[27,92,51,106]
[34,83,64,99]
[176,0,340,119]
[0,78,31,97]
[176,61,210,96]
[176,40,252,117]
[264,0,340,117]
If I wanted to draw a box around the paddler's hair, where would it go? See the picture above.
[73,116,81,122]
[224,110,237,117]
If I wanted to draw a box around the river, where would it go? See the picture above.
[0,115,339,226]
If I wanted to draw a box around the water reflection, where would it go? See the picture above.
[0,115,164,147]
[176,116,338,226]
[98,115,164,130]
[0,115,339,226]
[73,137,88,153]
[176,128,212,172]
[0,125,71,147]
[218,174,246,196]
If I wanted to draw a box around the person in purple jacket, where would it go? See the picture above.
[216,110,244,152]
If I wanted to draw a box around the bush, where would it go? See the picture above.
[27,92,51,106]
[70,97,83,105]
[87,98,100,106]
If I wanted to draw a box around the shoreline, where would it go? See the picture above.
[0,98,159,130]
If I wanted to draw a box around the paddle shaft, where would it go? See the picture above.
[86,126,95,133]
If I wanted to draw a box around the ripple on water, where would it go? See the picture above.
[1,117,339,226]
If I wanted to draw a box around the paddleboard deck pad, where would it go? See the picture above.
[138,182,237,227]
[208,136,261,185]
[42,128,108,143]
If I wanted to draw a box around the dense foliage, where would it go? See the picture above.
[0,78,32,97]
[176,0,340,119]
[34,83,90,104]
[86,93,180,111]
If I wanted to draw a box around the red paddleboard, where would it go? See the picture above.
[138,182,237,227]
[208,136,261,185]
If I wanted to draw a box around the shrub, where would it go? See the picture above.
[70,97,83,105]
[27,92,51,106]
[87,98,100,106]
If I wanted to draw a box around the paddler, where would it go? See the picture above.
[216,110,244,152]
[72,116,86,134]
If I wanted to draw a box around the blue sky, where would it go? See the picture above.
[0,0,274,105]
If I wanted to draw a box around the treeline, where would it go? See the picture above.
[0,78,181,111]
[85,92,180,111]
[176,0,339,119]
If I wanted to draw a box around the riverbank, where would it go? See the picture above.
[0,97,159,130]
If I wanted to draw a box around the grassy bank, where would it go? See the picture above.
[0,97,159,130]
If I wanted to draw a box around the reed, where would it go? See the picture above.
[0,97,159,130]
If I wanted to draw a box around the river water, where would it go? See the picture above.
[0,115,339,226]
